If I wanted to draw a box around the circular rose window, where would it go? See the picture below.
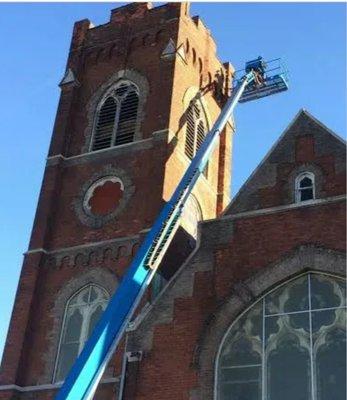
[83,177,124,217]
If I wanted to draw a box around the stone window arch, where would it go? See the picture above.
[90,80,140,151]
[216,272,346,400]
[53,284,110,382]
[295,172,315,202]
[82,69,149,153]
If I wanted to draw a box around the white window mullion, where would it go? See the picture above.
[262,298,266,400]
[308,274,316,400]
[111,97,121,147]
[79,286,93,352]
[78,305,90,354]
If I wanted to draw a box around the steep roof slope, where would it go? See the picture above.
[225,109,346,215]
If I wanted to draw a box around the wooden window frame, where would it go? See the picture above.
[295,172,315,203]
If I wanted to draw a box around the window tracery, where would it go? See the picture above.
[295,172,315,202]
[217,273,346,400]
[54,285,109,382]
[91,81,139,151]
[185,99,209,177]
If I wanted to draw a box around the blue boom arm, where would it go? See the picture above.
[56,58,288,400]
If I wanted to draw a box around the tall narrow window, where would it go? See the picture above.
[54,285,109,382]
[217,273,346,400]
[91,81,139,151]
[295,172,315,202]
[184,100,209,177]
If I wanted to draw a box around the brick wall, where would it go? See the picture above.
[120,199,345,400]
[0,3,236,399]
[2,3,345,400]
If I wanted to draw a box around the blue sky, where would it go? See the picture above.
[0,2,345,360]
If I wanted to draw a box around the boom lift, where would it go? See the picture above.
[56,57,289,400]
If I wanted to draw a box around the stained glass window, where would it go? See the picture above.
[218,273,346,400]
[54,285,109,382]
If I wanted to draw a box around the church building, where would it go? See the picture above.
[0,3,345,400]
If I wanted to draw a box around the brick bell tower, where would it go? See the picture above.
[0,2,234,399]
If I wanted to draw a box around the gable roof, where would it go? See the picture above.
[224,109,346,215]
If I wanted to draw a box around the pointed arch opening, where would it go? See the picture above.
[53,284,110,382]
[184,98,210,178]
[91,80,140,151]
[295,172,315,202]
[216,272,346,400]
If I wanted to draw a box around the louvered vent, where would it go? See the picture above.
[92,97,117,151]
[193,103,200,119]
[185,105,195,159]
[91,82,139,151]
[196,120,205,150]
[184,100,209,178]
[116,89,139,146]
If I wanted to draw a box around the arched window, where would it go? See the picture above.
[185,100,209,177]
[295,172,315,202]
[91,81,139,151]
[217,273,346,400]
[54,284,109,382]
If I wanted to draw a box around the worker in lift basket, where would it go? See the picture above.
[253,69,266,87]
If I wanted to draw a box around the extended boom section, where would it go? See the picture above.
[56,57,288,400]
